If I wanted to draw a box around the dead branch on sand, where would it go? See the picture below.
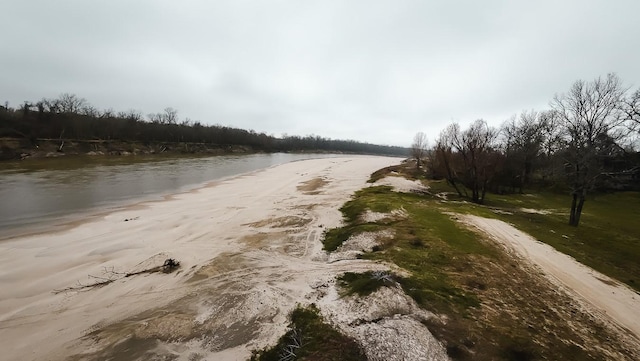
[52,257,180,294]
[278,328,303,361]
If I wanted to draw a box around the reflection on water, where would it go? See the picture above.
[0,153,340,238]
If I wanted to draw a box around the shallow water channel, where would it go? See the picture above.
[0,153,339,238]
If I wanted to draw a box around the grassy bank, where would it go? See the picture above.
[321,163,638,360]
[426,179,640,292]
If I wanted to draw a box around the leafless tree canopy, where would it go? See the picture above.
[625,88,640,132]
[411,131,428,169]
[58,93,88,114]
[433,120,499,204]
[551,73,628,226]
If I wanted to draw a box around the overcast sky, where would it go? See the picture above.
[2,1,639,147]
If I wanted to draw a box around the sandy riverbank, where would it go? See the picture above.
[0,156,409,360]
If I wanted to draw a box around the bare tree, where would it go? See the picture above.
[500,110,545,192]
[537,109,565,183]
[538,110,564,158]
[452,120,499,203]
[41,97,62,113]
[122,109,142,121]
[163,107,178,125]
[411,131,428,170]
[58,93,87,114]
[433,121,499,203]
[80,104,99,117]
[148,112,162,124]
[434,124,465,197]
[148,107,179,125]
[624,88,640,133]
[102,108,116,119]
[551,73,627,226]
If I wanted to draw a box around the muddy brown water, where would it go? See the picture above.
[0,153,341,239]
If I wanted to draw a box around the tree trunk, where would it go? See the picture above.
[569,192,578,226]
[448,179,464,197]
[524,159,532,186]
[574,195,586,226]
[480,180,488,204]
[472,186,479,203]
[441,150,464,197]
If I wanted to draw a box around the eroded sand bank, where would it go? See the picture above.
[0,156,420,361]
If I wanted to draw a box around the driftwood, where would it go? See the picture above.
[279,328,303,361]
[53,257,180,294]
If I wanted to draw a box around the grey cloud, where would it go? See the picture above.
[2,0,640,146]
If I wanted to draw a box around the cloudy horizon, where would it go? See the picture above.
[2,0,639,147]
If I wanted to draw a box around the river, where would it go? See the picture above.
[0,153,341,239]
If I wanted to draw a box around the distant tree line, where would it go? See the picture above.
[0,94,408,157]
[413,73,640,227]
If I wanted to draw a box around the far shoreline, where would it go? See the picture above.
[0,137,409,162]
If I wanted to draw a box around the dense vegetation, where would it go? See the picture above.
[0,93,408,158]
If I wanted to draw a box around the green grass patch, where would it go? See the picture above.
[362,203,488,315]
[340,186,398,221]
[321,186,405,251]
[326,183,491,315]
[250,304,366,361]
[337,271,395,297]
